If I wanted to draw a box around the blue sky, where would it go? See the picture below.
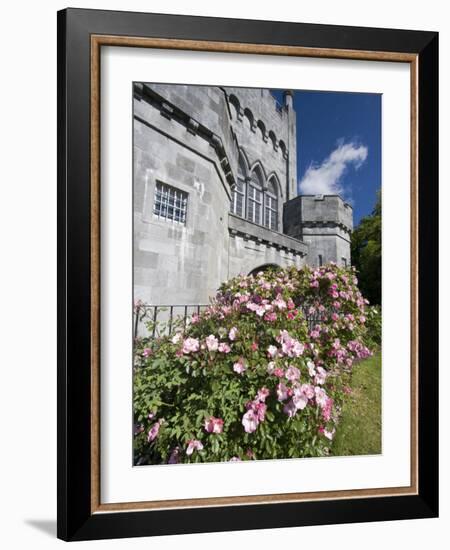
[271,90,381,225]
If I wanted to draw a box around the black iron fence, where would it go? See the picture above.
[134,304,209,339]
[134,302,331,339]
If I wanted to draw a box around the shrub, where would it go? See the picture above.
[133,263,373,465]
[362,305,382,348]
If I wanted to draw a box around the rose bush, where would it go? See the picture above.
[133,263,373,465]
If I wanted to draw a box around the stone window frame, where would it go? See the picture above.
[247,168,264,225]
[264,177,278,231]
[142,174,191,228]
[231,150,282,233]
[152,181,188,225]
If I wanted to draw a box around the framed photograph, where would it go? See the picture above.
[57,8,438,541]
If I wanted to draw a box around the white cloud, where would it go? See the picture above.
[298,141,368,197]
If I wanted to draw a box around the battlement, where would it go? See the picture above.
[283,194,353,238]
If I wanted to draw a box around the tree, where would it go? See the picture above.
[351,191,381,305]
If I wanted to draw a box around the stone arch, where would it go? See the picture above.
[265,171,283,199]
[249,160,267,182]
[243,107,255,131]
[256,119,267,141]
[268,130,278,150]
[231,149,249,218]
[228,94,240,120]
[279,139,287,157]
[237,147,251,175]
[247,163,265,225]
[248,264,281,277]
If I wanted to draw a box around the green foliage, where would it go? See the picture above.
[362,305,382,348]
[133,264,374,465]
[351,191,381,305]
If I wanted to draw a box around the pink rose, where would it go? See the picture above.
[228,327,238,341]
[147,421,160,442]
[205,334,219,351]
[182,337,199,354]
[186,439,204,455]
[218,342,231,353]
[204,416,224,434]
[233,358,246,374]
[285,366,300,382]
[242,409,259,433]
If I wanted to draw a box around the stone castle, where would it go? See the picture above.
[133,84,353,306]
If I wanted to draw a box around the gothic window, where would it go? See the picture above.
[318,254,323,267]
[247,168,263,225]
[153,181,188,225]
[231,153,247,217]
[264,178,278,231]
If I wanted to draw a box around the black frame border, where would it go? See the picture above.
[57,8,438,541]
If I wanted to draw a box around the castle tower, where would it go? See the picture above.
[283,195,353,267]
[283,90,297,201]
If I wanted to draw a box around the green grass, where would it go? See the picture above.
[332,351,382,456]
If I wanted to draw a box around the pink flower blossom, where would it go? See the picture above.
[229,456,241,462]
[142,347,152,357]
[283,399,297,418]
[242,409,259,433]
[276,382,289,401]
[251,342,259,351]
[267,361,276,374]
[292,387,309,410]
[314,366,327,385]
[278,330,304,357]
[264,311,277,322]
[285,366,301,382]
[171,332,182,344]
[205,334,219,351]
[301,383,315,399]
[273,367,285,378]
[228,326,238,340]
[273,294,287,310]
[267,345,278,358]
[321,397,334,422]
[256,387,270,402]
[182,337,199,354]
[307,360,316,377]
[218,342,231,353]
[147,421,160,442]
[204,416,224,434]
[315,386,328,407]
[186,439,204,455]
[324,428,335,440]
[233,358,246,374]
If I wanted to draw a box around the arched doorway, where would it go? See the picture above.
[248,264,281,277]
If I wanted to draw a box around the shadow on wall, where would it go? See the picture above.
[248,264,281,276]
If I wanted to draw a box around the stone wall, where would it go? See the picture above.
[134,91,232,306]
[283,195,353,267]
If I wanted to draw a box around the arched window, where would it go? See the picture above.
[264,177,278,230]
[231,153,247,217]
[247,167,263,225]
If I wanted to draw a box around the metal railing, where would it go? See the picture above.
[134,302,331,339]
[134,304,209,339]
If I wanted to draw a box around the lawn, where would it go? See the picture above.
[332,351,382,456]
